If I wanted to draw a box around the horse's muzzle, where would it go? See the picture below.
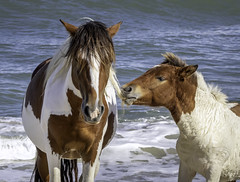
[121,85,137,105]
[83,105,104,124]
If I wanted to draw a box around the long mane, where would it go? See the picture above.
[44,21,115,86]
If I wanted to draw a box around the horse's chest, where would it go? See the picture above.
[221,147,240,180]
[177,133,226,169]
[48,113,107,155]
[176,136,208,173]
[176,133,240,180]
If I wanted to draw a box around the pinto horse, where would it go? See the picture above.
[22,20,122,182]
[121,53,240,182]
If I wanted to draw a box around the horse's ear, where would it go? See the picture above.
[179,65,198,80]
[107,21,122,38]
[60,19,78,36]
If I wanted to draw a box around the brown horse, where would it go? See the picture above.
[22,20,122,181]
[121,53,240,182]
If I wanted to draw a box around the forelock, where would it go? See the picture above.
[161,52,187,67]
[66,21,115,71]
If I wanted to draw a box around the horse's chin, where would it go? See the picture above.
[83,116,102,125]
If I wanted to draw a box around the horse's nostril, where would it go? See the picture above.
[100,106,104,114]
[124,86,132,93]
[84,106,90,117]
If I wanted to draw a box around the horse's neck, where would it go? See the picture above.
[105,77,117,106]
[174,73,220,137]
[103,67,121,107]
[177,86,230,139]
[168,76,197,123]
[45,61,81,99]
[108,67,122,100]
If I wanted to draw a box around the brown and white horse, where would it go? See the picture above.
[121,53,240,182]
[22,20,122,182]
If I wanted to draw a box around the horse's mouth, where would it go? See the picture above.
[121,87,139,105]
[83,116,102,125]
[122,96,137,105]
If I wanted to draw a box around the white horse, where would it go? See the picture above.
[22,20,122,182]
[121,52,240,182]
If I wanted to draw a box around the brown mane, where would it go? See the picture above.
[161,52,187,67]
[66,21,115,72]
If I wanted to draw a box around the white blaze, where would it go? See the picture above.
[89,55,101,110]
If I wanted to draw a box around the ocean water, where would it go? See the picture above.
[0,0,240,181]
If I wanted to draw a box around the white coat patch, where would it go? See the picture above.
[176,72,240,181]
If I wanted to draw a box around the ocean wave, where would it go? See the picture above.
[0,136,35,161]
[0,116,178,163]
[0,117,35,161]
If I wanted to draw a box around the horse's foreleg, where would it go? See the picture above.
[46,152,61,182]
[80,157,100,182]
[36,148,49,182]
[205,165,222,182]
[178,161,196,182]
[205,151,228,182]
[94,159,100,178]
[53,167,61,182]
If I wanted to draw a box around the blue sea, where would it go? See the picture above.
[0,0,240,181]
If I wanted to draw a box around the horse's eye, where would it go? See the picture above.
[157,76,165,81]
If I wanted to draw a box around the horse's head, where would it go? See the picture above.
[121,53,198,110]
[61,20,121,124]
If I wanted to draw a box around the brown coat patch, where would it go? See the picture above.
[31,58,51,79]
[231,104,240,117]
[172,73,198,123]
[102,112,115,149]
[48,89,109,164]
[25,59,50,119]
